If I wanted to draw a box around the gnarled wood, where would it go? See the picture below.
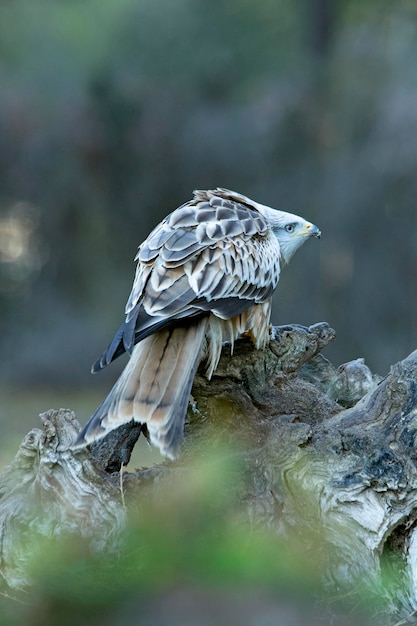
[1,322,417,619]
[0,410,125,589]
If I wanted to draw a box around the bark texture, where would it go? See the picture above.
[1,322,417,617]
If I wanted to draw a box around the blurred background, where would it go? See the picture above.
[1,0,417,456]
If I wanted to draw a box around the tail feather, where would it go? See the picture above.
[75,319,207,459]
[75,302,272,459]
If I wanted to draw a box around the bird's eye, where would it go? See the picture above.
[285,223,295,233]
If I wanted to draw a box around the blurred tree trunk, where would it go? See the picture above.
[1,323,417,616]
[308,0,335,58]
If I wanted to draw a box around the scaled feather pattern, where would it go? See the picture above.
[75,188,320,458]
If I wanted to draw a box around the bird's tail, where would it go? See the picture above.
[75,319,208,459]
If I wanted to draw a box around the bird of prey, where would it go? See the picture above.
[75,188,320,458]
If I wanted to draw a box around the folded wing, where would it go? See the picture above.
[93,190,281,372]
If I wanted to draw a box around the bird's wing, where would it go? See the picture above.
[93,190,281,371]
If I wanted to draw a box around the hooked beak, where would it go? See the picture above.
[302,222,321,239]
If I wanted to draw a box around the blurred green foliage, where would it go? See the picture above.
[0,451,394,626]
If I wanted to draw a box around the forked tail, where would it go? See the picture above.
[75,318,207,459]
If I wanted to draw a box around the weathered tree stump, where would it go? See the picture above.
[1,322,417,620]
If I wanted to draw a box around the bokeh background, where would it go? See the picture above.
[1,0,417,455]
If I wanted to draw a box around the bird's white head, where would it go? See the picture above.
[255,202,321,264]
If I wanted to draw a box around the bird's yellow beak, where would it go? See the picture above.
[301,222,321,238]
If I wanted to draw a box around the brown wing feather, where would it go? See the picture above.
[94,190,280,369]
